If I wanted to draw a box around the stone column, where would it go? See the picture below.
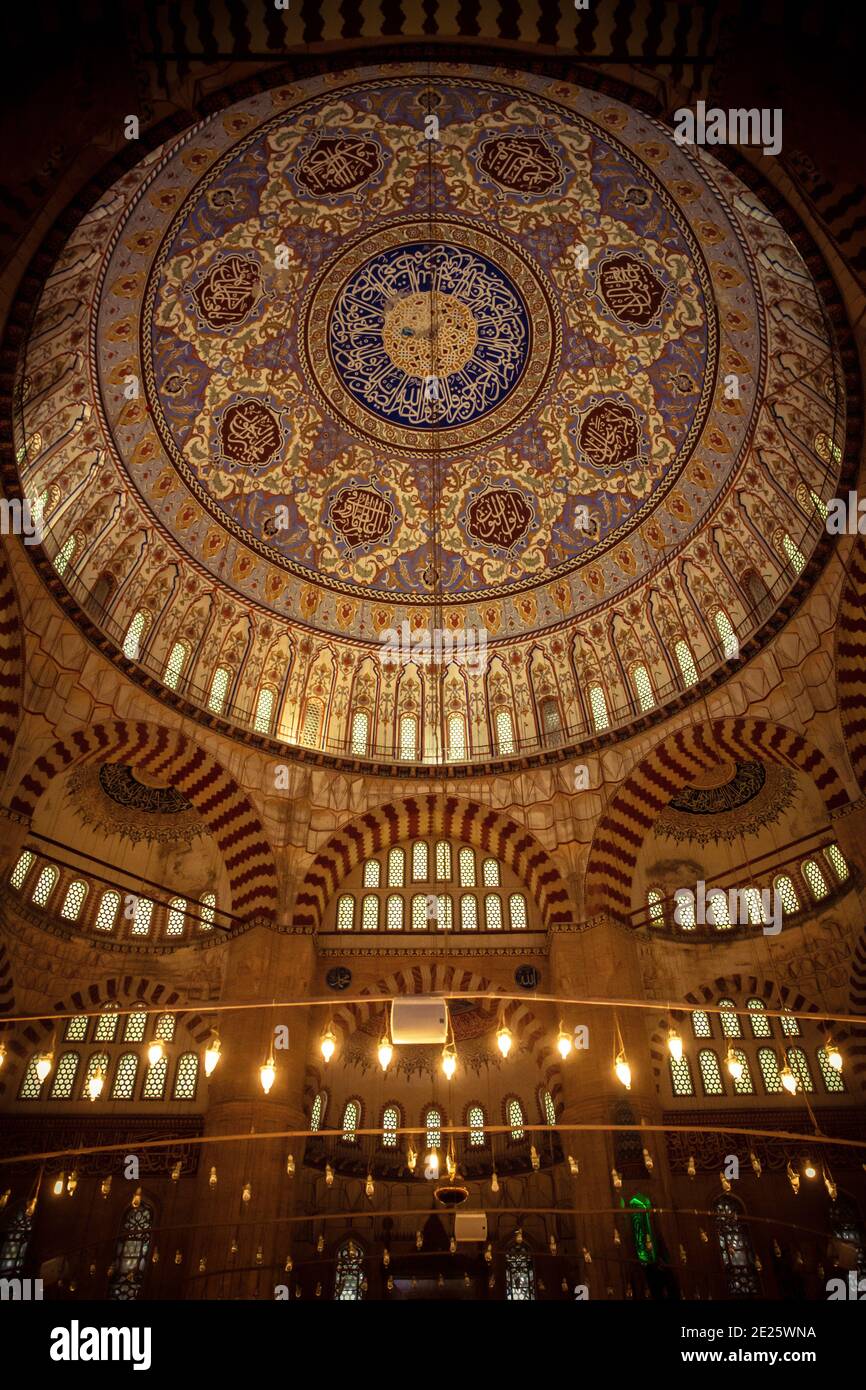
[187,926,316,1298]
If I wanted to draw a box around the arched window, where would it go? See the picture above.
[779,1011,801,1037]
[728,1049,755,1095]
[540,1090,556,1126]
[336,896,354,931]
[743,888,765,926]
[412,895,428,930]
[362,859,381,888]
[387,847,405,888]
[130,897,153,936]
[509,893,527,930]
[153,1013,176,1043]
[81,1052,109,1100]
[301,698,323,748]
[425,1107,441,1150]
[95,1007,120,1043]
[468,1104,485,1146]
[173,1053,199,1100]
[435,841,452,881]
[142,1056,168,1100]
[411,841,428,881]
[673,889,696,930]
[692,1010,712,1038]
[706,889,731,929]
[163,641,187,690]
[669,1053,695,1096]
[350,708,370,756]
[447,713,467,760]
[588,683,610,732]
[458,847,476,887]
[824,844,849,882]
[386,895,403,931]
[361,896,379,931]
[829,1196,866,1276]
[507,1097,525,1140]
[786,1047,815,1093]
[108,1204,153,1300]
[342,1099,360,1142]
[0,1205,32,1275]
[31,865,58,906]
[713,608,739,660]
[64,1015,89,1042]
[436,894,453,930]
[774,874,799,914]
[817,1046,846,1094]
[382,1104,400,1148]
[757,1048,784,1094]
[674,639,698,688]
[778,530,805,574]
[310,1092,326,1132]
[208,666,231,716]
[254,685,276,734]
[53,532,77,576]
[460,895,478,931]
[59,880,87,921]
[334,1239,365,1301]
[540,696,562,740]
[50,1053,80,1099]
[698,1049,725,1096]
[714,1196,759,1296]
[95,889,120,932]
[18,1056,46,1099]
[647,888,665,925]
[399,713,418,760]
[9,850,34,889]
[122,610,149,661]
[718,1000,742,1038]
[482,858,500,887]
[747,999,772,1038]
[112,1054,139,1100]
[166,897,186,937]
[200,892,215,931]
[485,895,503,931]
[505,1242,535,1300]
[631,663,654,712]
[495,708,516,756]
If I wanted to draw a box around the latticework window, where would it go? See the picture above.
[59,880,87,921]
[54,533,77,576]
[505,1243,535,1301]
[458,847,476,887]
[758,1048,784,1094]
[254,686,275,734]
[387,847,405,888]
[425,1108,441,1149]
[334,1240,365,1301]
[714,608,739,659]
[698,1049,725,1096]
[435,841,452,881]
[542,1090,556,1125]
[507,1097,525,1140]
[412,841,428,881]
[342,1099,359,1142]
[540,697,561,735]
[173,1053,198,1100]
[647,888,665,925]
[729,1049,756,1095]
[817,1046,846,1094]
[675,639,698,687]
[300,698,322,748]
[787,1047,815,1093]
[399,714,417,760]
[468,1104,485,1145]
[95,890,120,932]
[200,893,216,932]
[50,1053,80,1099]
[350,708,370,756]
[163,641,187,690]
[0,1207,32,1275]
[336,896,354,931]
[142,1056,168,1100]
[95,1008,119,1043]
[485,894,503,931]
[362,858,380,888]
[112,1054,139,1100]
[310,1093,324,1132]
[482,857,500,887]
[460,895,478,931]
[208,666,231,715]
[154,1013,175,1042]
[774,875,800,914]
[18,1056,45,1099]
[166,896,186,936]
[824,843,849,882]
[361,896,379,931]
[632,663,654,712]
[382,1104,399,1148]
[130,897,153,936]
[124,1009,147,1043]
[10,850,34,889]
[670,1055,695,1096]
[718,1000,742,1038]
[447,713,467,760]
[64,1015,89,1042]
[674,889,695,930]
[779,1011,801,1037]
[122,610,148,661]
[386,895,404,931]
[412,895,427,930]
[747,1000,772,1038]
[436,894,453,930]
[80,1053,109,1100]
[108,1205,153,1301]
[781,531,805,573]
[743,888,765,925]
[509,893,527,930]
[692,1010,712,1038]
[715,1197,759,1297]
[31,865,57,906]
[706,890,731,929]
[589,683,610,732]
[495,707,516,755]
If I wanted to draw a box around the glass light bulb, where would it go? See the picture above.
[321,1028,336,1063]
[557,1029,573,1060]
[209,1166,218,1188]
[614,1053,632,1090]
[497,1026,513,1058]
[147,1040,164,1068]
[0,1043,6,1069]
[426,1148,439,1178]
[825,1041,843,1072]
[259,1057,276,1094]
[365,1174,375,1198]
[726,1050,744,1082]
[66,1171,78,1195]
[780,1064,798,1095]
[204,1035,221,1077]
[53,1174,65,1196]
[325,1164,334,1187]
[491,1170,499,1193]
[442,1047,457,1080]
[35,1053,53,1083]
[87,1069,105,1102]
[667,1028,683,1063]
[804,1159,817,1179]
[377,1036,393,1071]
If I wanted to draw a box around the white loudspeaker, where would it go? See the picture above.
[455,1212,488,1242]
[390,997,448,1044]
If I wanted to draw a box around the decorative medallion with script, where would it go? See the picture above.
[595,252,667,328]
[475,133,565,196]
[464,484,534,553]
[292,134,385,198]
[574,398,644,475]
[327,484,397,551]
[191,255,261,329]
[218,399,282,469]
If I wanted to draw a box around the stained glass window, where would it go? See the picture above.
[124,1009,147,1043]
[411,841,428,881]
[387,847,405,888]
[718,1000,742,1038]
[342,1100,359,1142]
[350,708,369,755]
[509,893,527,930]
[468,1104,485,1145]
[81,1052,109,1100]
[336,896,354,931]
[130,897,153,936]
[361,895,378,931]
[142,1056,168,1100]
[399,714,417,760]
[0,1207,32,1275]
[310,1093,324,1132]
[112,1054,139,1100]
[647,888,665,925]
[122,611,148,661]
[108,1205,153,1300]
[824,844,849,881]
[632,664,654,712]
[485,894,503,931]
[154,1013,175,1042]
[173,1053,198,1100]
[382,1105,399,1148]
[779,1011,801,1037]
[729,1049,755,1095]
[460,895,478,931]
[495,708,516,755]
[714,1197,759,1296]
[670,1055,695,1096]
[386,895,403,931]
[166,896,186,936]
[163,641,187,690]
[334,1239,365,1300]
[447,713,467,760]
[412,895,427,930]
[505,1243,535,1300]
[18,1056,44,1099]
[458,847,476,887]
[787,1047,815,1093]
[747,999,772,1038]
[675,639,698,687]
[435,841,451,881]
[95,890,120,932]
[300,698,322,748]
[507,1097,525,1140]
[362,858,380,888]
[817,1046,846,1094]
[60,880,87,921]
[208,666,231,715]
[64,1015,89,1042]
[774,875,799,914]
[692,1010,712,1038]
[50,1052,80,1099]
[10,850,34,889]
[31,865,57,906]
[589,683,610,732]
[698,1049,725,1096]
[95,1008,119,1043]
[425,1108,441,1149]
[757,1048,784,1094]
[482,858,500,887]
[436,894,453,930]
[714,608,739,660]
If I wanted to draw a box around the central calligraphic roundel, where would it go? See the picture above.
[302,219,558,454]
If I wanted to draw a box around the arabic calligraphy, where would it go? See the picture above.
[329,242,529,428]
[328,485,396,549]
[294,135,384,196]
[476,134,564,195]
[596,252,666,327]
[577,399,643,473]
[219,399,282,468]
[192,254,261,329]
[465,486,533,551]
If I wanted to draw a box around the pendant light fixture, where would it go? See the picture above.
[204,1033,221,1077]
